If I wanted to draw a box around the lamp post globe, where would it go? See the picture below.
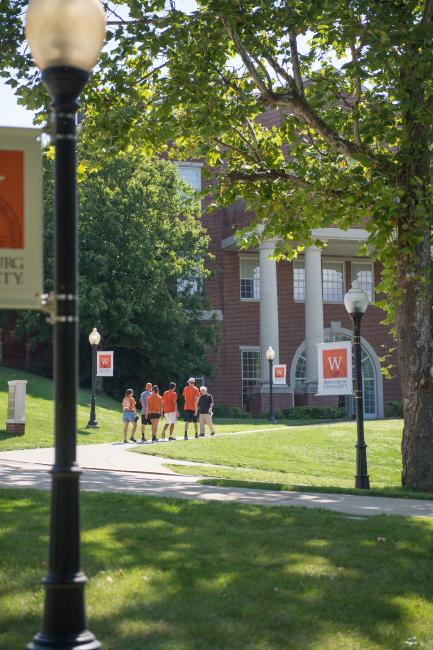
[87,328,101,429]
[25,1,105,648]
[344,280,370,490]
[265,346,276,424]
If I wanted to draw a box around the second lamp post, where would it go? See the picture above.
[87,327,101,428]
[266,346,276,424]
[344,280,370,490]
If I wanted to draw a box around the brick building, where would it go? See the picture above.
[177,159,401,420]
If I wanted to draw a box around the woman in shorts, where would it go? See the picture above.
[121,388,138,443]
[145,385,164,442]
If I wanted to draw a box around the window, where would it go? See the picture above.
[351,262,374,302]
[241,349,261,408]
[322,261,344,302]
[293,260,305,301]
[240,257,260,300]
[176,163,202,192]
[177,277,202,296]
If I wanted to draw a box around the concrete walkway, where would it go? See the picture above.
[1,442,433,518]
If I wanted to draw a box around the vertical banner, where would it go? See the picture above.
[273,364,287,384]
[97,351,114,377]
[0,127,42,309]
[317,341,352,395]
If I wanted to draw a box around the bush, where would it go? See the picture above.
[212,405,252,419]
[281,406,346,420]
[385,400,403,418]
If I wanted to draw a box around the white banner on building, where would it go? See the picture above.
[0,127,43,309]
[97,351,114,376]
[317,341,352,395]
[273,364,287,384]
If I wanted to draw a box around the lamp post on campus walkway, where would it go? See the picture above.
[25,1,105,647]
[87,328,101,428]
[344,280,370,490]
[266,346,276,424]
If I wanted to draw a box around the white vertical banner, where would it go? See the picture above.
[317,341,352,395]
[97,351,114,376]
[0,127,43,309]
[273,364,286,384]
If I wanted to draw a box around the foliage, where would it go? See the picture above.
[385,400,404,418]
[13,150,219,396]
[212,404,252,418]
[2,0,433,486]
[276,406,347,420]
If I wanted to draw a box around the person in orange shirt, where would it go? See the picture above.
[161,382,179,441]
[145,385,164,442]
[182,377,199,440]
[121,388,138,444]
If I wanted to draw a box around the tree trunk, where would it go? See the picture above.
[396,59,433,491]
[396,237,433,490]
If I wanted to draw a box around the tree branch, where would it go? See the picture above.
[227,169,310,186]
[289,33,305,99]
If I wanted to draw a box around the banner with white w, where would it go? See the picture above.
[317,342,352,395]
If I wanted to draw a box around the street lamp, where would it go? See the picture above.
[87,328,101,428]
[266,346,276,424]
[25,1,105,648]
[344,280,370,490]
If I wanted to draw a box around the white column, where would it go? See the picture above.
[304,246,324,389]
[259,240,279,382]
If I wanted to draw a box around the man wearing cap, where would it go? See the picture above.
[161,382,179,441]
[182,377,199,439]
[139,382,153,442]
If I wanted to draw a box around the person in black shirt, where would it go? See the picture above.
[197,386,216,437]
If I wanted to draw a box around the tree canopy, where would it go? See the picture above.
[16,150,218,396]
[2,0,433,488]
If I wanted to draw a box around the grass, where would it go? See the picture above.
[0,366,281,450]
[1,488,433,650]
[133,420,433,499]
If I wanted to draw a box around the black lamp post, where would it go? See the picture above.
[87,328,101,428]
[25,1,105,648]
[344,280,370,490]
[266,345,276,424]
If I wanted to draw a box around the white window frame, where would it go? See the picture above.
[175,161,203,193]
[322,258,345,304]
[240,346,261,408]
[293,259,305,302]
[351,261,374,303]
[239,255,260,301]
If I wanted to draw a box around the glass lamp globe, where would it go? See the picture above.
[88,328,101,346]
[25,0,106,72]
[344,280,368,315]
[265,346,276,361]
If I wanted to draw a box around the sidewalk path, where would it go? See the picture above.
[1,443,433,518]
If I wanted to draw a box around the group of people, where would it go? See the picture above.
[121,377,216,444]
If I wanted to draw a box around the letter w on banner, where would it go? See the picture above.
[317,342,352,395]
[97,351,114,377]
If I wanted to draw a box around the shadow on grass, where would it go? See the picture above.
[198,478,433,501]
[1,489,433,649]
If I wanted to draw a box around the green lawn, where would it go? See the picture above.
[0,366,280,450]
[131,419,428,499]
[1,488,433,650]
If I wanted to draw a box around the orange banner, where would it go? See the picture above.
[0,150,24,249]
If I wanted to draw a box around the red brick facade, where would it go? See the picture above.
[201,200,401,417]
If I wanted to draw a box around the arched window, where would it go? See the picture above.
[294,331,378,418]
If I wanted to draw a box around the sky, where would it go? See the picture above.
[0,82,35,128]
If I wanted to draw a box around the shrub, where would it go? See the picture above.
[281,406,346,420]
[385,400,403,418]
[212,405,251,419]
